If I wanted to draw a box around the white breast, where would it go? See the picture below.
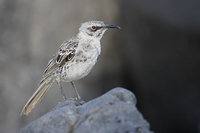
[60,39,101,82]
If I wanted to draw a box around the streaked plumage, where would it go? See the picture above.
[21,21,120,115]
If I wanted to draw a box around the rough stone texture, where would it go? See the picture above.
[19,88,153,133]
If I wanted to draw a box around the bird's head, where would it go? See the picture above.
[78,21,120,40]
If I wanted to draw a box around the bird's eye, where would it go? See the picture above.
[91,26,97,31]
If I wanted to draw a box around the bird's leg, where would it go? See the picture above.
[58,82,67,100]
[71,82,81,100]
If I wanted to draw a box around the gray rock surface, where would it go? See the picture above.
[19,88,153,133]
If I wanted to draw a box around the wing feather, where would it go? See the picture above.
[40,38,78,84]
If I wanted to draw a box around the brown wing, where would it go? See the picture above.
[40,38,78,84]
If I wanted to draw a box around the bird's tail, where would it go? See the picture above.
[20,76,53,115]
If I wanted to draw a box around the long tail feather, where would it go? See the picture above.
[20,77,53,115]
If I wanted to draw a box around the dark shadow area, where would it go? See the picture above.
[119,0,200,133]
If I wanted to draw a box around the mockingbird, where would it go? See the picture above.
[21,20,120,115]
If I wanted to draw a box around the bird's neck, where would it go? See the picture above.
[77,33,101,55]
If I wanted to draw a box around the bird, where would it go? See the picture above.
[20,20,120,115]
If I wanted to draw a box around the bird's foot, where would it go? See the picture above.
[68,97,85,105]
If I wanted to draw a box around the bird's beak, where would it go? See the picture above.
[103,24,121,29]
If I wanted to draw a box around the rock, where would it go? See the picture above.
[19,88,153,133]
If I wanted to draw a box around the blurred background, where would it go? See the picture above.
[0,0,200,132]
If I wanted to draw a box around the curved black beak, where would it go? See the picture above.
[103,24,121,29]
